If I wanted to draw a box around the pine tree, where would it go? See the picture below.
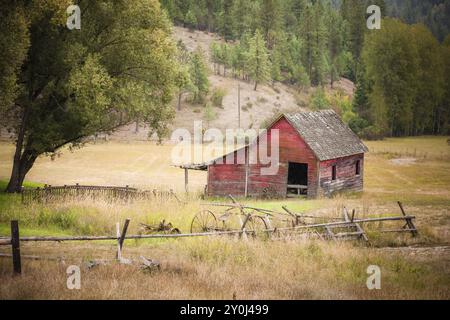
[185,9,198,30]
[247,30,271,91]
[341,0,366,81]
[259,0,282,49]
[326,4,344,88]
[210,42,221,75]
[175,41,193,111]
[222,0,235,41]
[231,0,256,39]
[190,47,210,103]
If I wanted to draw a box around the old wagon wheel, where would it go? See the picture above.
[245,215,270,240]
[190,210,219,233]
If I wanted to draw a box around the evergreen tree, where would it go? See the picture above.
[341,0,366,81]
[260,0,283,49]
[222,0,235,41]
[175,41,193,111]
[185,9,198,30]
[190,47,210,103]
[247,30,271,90]
[326,3,345,88]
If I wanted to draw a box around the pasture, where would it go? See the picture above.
[0,137,449,299]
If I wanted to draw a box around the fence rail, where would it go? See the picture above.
[21,184,182,204]
[0,201,418,275]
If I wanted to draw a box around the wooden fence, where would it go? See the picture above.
[21,184,182,204]
[0,202,418,274]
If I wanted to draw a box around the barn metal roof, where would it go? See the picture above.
[283,110,368,161]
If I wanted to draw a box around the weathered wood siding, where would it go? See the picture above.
[318,153,364,197]
[207,117,319,198]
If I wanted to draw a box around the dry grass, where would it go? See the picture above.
[0,136,449,299]
[1,240,449,300]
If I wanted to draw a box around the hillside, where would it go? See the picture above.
[109,27,355,141]
[0,27,355,143]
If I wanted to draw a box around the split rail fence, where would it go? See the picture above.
[0,201,418,275]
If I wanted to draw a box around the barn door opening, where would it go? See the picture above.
[287,162,308,197]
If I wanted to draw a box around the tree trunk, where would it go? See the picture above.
[177,92,182,111]
[6,149,37,193]
[6,105,30,193]
[254,81,258,91]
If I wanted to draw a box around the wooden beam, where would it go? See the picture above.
[11,220,21,275]
[118,219,130,250]
[398,201,418,237]
[184,168,189,193]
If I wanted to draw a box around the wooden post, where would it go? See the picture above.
[244,147,249,198]
[184,168,189,193]
[116,222,122,260]
[398,201,418,237]
[11,220,21,275]
[118,219,130,251]
[238,82,241,129]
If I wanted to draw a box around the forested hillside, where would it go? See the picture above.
[160,0,450,138]
[386,0,450,41]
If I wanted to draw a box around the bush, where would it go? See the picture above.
[360,125,385,140]
[257,96,268,104]
[242,102,253,111]
[204,102,216,124]
[348,117,369,135]
[210,88,226,108]
[311,88,329,110]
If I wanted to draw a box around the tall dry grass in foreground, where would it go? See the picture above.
[1,239,449,300]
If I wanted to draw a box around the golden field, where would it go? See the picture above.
[0,136,449,299]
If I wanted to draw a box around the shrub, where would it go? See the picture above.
[211,88,226,108]
[311,88,329,110]
[360,125,385,140]
[241,102,253,111]
[204,102,216,125]
[257,96,268,104]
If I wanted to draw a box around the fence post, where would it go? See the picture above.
[118,219,130,251]
[116,222,122,260]
[398,201,418,237]
[11,220,21,275]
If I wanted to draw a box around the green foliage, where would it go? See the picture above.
[203,101,216,126]
[387,0,450,42]
[211,87,227,108]
[362,18,448,136]
[247,29,271,90]
[0,3,29,115]
[189,47,210,103]
[185,9,198,30]
[1,0,180,192]
[311,88,329,110]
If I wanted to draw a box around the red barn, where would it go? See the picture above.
[186,110,368,198]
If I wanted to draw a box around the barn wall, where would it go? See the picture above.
[207,117,319,198]
[252,117,319,198]
[207,151,247,197]
[318,153,364,197]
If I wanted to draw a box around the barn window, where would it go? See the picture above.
[356,160,361,175]
[331,165,337,181]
